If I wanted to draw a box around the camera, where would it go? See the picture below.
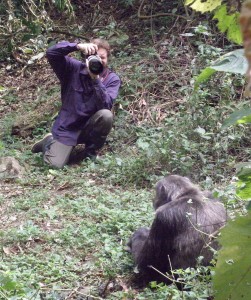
[86,54,104,75]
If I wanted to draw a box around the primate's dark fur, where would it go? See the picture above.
[127,175,227,284]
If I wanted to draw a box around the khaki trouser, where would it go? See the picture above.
[44,109,113,168]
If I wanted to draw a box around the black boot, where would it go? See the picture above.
[84,144,97,160]
[69,130,108,165]
[68,144,97,165]
[31,133,53,153]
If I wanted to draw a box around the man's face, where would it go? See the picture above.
[97,47,108,68]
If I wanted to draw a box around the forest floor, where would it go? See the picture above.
[0,1,249,299]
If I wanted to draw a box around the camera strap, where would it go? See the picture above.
[100,68,110,83]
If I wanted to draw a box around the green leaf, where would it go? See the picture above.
[136,138,150,150]
[221,107,251,129]
[195,49,247,89]
[213,5,242,45]
[213,212,251,300]
[236,162,251,177]
[115,157,123,166]
[109,33,129,46]
[22,48,33,54]
[186,3,242,44]
[48,169,59,176]
[0,273,18,291]
[237,114,251,124]
[28,52,45,65]
[236,162,251,200]
[210,49,247,74]
[194,127,206,135]
[194,67,216,89]
[236,175,251,200]
[213,5,229,32]
[226,14,242,45]
[185,0,222,13]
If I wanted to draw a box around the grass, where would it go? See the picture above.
[0,127,241,299]
[1,168,155,299]
[0,147,241,297]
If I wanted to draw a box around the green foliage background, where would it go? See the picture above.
[213,207,251,300]
[186,0,242,44]
[189,2,251,299]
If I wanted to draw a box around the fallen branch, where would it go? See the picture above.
[51,29,87,40]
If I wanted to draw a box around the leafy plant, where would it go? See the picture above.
[213,207,251,300]
[53,0,74,13]
[212,107,251,299]
[185,1,242,45]
[0,0,74,60]
[0,271,38,299]
[221,106,251,129]
[111,265,215,300]
[195,49,248,88]
[185,0,222,13]
[213,4,242,45]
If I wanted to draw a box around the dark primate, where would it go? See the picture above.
[127,175,227,284]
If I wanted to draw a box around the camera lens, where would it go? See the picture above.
[88,55,104,75]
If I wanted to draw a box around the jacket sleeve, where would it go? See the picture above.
[46,41,79,83]
[92,74,121,110]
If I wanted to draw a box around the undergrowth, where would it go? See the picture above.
[0,11,249,300]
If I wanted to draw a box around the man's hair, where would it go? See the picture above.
[91,38,111,57]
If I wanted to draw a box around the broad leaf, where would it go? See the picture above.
[236,162,251,177]
[0,273,18,291]
[221,107,251,129]
[236,160,251,200]
[210,49,247,74]
[185,0,222,13]
[237,176,251,200]
[185,2,242,44]
[27,52,45,65]
[236,162,251,200]
[237,114,251,124]
[214,5,242,45]
[195,49,248,88]
[213,210,251,300]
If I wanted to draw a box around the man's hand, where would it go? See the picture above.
[77,43,98,55]
[77,43,100,79]
[89,73,99,80]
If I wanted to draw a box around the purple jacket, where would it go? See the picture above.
[46,41,121,146]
